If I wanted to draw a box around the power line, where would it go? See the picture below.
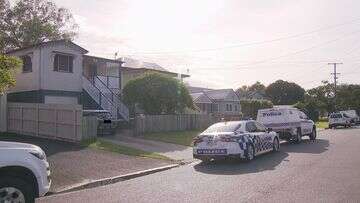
[125,17,360,55]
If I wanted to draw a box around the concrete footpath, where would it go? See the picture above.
[102,134,194,162]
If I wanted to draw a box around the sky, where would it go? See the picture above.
[46,0,360,89]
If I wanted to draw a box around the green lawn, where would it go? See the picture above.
[81,139,172,160]
[316,121,329,129]
[141,130,201,146]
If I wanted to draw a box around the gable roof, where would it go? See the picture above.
[187,86,213,94]
[6,39,89,54]
[121,57,190,78]
[204,89,239,101]
[190,92,212,104]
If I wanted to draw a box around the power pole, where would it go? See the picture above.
[328,62,342,111]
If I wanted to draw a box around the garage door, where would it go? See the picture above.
[44,96,78,105]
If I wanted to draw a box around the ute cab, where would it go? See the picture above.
[257,107,316,143]
[329,113,352,129]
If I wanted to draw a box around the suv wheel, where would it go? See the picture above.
[309,128,317,141]
[0,177,35,203]
[295,129,302,144]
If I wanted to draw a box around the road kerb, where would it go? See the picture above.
[51,163,180,195]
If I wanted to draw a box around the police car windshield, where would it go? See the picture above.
[203,122,241,133]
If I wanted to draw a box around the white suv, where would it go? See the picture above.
[257,107,316,143]
[329,113,352,129]
[0,141,51,203]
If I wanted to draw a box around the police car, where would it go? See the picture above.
[193,120,280,162]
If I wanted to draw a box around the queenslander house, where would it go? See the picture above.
[6,40,189,121]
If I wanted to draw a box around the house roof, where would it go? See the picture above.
[190,92,212,104]
[6,39,89,54]
[121,57,190,78]
[204,89,239,101]
[187,86,213,93]
[84,55,124,64]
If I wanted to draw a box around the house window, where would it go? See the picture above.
[235,105,238,111]
[226,104,233,111]
[21,55,32,73]
[54,54,73,73]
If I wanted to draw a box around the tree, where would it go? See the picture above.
[0,0,77,52]
[236,81,266,99]
[306,81,335,114]
[294,99,320,122]
[240,99,273,119]
[248,81,266,93]
[0,54,21,93]
[123,73,194,115]
[265,80,305,105]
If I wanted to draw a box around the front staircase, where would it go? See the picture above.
[82,75,129,121]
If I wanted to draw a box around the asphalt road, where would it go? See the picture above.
[38,127,360,203]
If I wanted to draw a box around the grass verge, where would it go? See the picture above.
[316,121,329,129]
[141,130,201,146]
[81,138,172,161]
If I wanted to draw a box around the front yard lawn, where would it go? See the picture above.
[316,121,329,129]
[82,138,171,160]
[141,130,201,146]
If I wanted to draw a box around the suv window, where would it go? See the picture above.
[330,114,342,118]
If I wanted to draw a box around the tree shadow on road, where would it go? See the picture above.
[193,151,289,175]
[280,139,329,154]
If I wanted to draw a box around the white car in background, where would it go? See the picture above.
[340,110,360,125]
[0,141,51,203]
[193,120,280,162]
[329,112,353,129]
[257,107,316,143]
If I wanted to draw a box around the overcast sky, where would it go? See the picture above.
[50,0,360,89]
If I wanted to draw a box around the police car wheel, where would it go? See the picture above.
[245,144,255,161]
[273,138,280,152]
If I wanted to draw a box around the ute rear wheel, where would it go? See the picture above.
[273,138,280,152]
[309,128,317,141]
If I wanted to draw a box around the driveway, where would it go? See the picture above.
[102,134,193,162]
[0,133,172,193]
[39,128,360,202]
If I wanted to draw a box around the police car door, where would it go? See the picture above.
[246,121,265,154]
[299,111,312,135]
[255,121,273,152]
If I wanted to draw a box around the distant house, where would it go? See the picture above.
[190,89,241,117]
[6,40,188,121]
[187,85,213,94]
[246,91,268,100]
[121,57,189,87]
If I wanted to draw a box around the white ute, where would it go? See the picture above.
[257,107,316,143]
[0,141,51,203]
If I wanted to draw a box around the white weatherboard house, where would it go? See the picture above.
[6,40,189,121]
